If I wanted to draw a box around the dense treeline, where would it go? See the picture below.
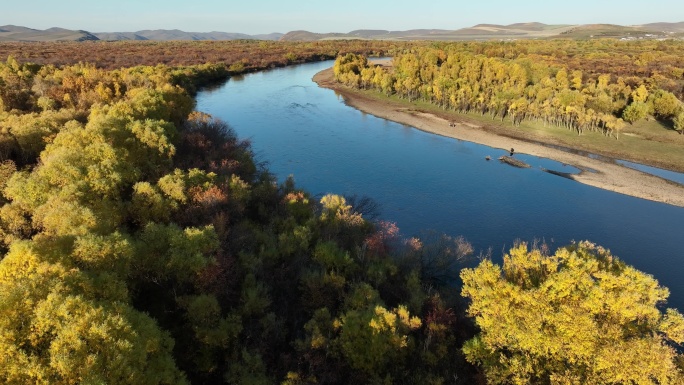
[0,40,414,70]
[0,56,478,384]
[1,52,684,384]
[334,40,684,136]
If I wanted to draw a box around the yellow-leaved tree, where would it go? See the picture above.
[0,241,188,385]
[461,241,684,385]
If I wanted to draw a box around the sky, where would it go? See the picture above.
[3,0,684,34]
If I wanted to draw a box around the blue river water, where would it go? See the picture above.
[196,61,684,310]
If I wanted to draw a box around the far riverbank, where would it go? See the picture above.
[313,67,684,208]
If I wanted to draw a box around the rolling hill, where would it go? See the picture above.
[638,21,684,33]
[556,24,654,39]
[277,22,683,41]
[277,23,576,41]
[0,25,98,41]
[276,23,588,41]
[0,26,283,42]
[0,22,682,43]
[118,30,255,41]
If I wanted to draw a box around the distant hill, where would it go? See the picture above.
[0,25,282,42]
[0,25,36,33]
[1,22,683,43]
[128,30,255,41]
[0,25,98,41]
[278,30,349,41]
[637,22,684,33]
[347,29,392,38]
[506,22,552,31]
[279,22,684,41]
[252,33,284,41]
[279,23,576,41]
[453,23,573,36]
[95,29,272,41]
[93,32,149,41]
[94,30,284,41]
[556,24,654,39]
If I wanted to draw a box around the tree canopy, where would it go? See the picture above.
[1,45,683,384]
[461,241,684,384]
[0,54,476,384]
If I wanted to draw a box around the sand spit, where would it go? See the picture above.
[314,68,684,208]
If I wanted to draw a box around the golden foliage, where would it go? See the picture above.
[461,241,684,384]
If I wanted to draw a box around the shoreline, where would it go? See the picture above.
[313,68,684,208]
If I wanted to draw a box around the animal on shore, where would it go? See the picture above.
[510,148,515,156]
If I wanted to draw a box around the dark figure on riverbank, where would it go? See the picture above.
[510,148,515,156]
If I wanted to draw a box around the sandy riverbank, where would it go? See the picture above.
[313,68,684,208]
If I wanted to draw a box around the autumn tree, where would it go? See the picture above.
[0,60,220,384]
[461,241,684,384]
[651,90,682,119]
[0,240,188,385]
[622,101,649,124]
[332,40,684,139]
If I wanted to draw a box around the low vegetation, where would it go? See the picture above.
[0,40,413,70]
[0,43,683,384]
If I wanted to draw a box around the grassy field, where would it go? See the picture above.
[347,88,684,173]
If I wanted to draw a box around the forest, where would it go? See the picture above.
[0,40,412,70]
[0,40,684,384]
[333,40,684,156]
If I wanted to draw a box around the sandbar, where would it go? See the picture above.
[313,67,684,208]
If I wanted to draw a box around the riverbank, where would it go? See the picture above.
[313,67,684,208]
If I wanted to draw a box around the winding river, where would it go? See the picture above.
[196,61,684,310]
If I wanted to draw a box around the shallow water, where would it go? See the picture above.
[196,61,684,310]
[616,160,684,185]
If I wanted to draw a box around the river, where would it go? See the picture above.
[196,60,684,310]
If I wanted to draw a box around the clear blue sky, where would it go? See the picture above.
[3,0,684,34]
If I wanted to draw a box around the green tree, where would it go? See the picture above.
[652,90,681,119]
[334,300,421,382]
[461,241,684,385]
[674,111,684,135]
[622,101,648,124]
